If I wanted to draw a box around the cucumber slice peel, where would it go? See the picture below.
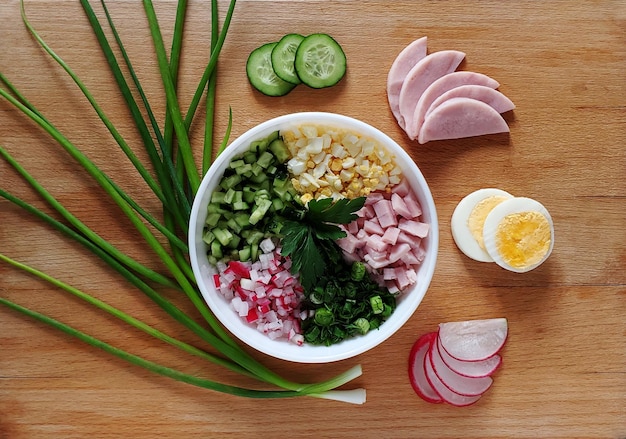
[295,34,347,89]
[271,33,305,85]
[246,42,296,97]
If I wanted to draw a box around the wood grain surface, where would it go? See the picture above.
[1,1,625,438]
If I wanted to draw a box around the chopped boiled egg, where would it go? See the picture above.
[482,197,554,273]
[450,188,513,262]
[281,124,401,202]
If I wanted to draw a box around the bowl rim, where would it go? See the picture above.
[188,111,439,363]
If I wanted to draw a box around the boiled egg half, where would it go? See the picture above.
[451,188,514,262]
[451,189,554,272]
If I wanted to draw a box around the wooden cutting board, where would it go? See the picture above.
[1,1,624,438]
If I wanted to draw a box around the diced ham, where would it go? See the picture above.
[363,218,385,236]
[338,181,429,293]
[381,227,401,245]
[398,50,466,132]
[409,71,500,139]
[404,195,423,218]
[388,243,412,264]
[391,193,413,219]
[398,218,430,238]
[373,199,398,228]
[366,234,389,252]
[347,220,359,235]
[364,192,385,205]
[391,177,412,197]
[387,36,428,125]
[426,84,516,119]
[418,97,510,144]
[400,250,421,266]
[337,233,362,254]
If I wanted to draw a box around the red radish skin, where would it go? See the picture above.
[437,335,502,378]
[429,335,493,396]
[408,332,443,404]
[438,318,508,362]
[423,347,482,407]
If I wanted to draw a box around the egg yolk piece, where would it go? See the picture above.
[468,196,509,250]
[494,211,552,269]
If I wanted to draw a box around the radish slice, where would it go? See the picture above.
[438,318,508,362]
[423,347,482,407]
[437,335,501,378]
[408,332,443,404]
[429,337,493,396]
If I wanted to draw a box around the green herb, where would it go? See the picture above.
[280,196,366,290]
[300,259,397,346]
[0,0,365,404]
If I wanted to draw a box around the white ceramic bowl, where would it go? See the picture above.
[188,112,438,363]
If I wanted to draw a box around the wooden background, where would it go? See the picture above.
[1,1,624,438]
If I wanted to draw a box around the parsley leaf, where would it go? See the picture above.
[280,196,366,291]
[305,197,366,224]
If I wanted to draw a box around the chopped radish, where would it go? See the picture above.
[216,249,304,344]
[408,332,443,404]
[429,337,493,396]
[437,336,501,378]
[438,318,508,361]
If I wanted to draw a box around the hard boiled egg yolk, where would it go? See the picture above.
[468,196,509,250]
[495,211,552,270]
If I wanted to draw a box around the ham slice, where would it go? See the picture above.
[386,37,428,125]
[408,71,500,140]
[418,97,510,144]
[426,84,516,118]
[398,50,465,131]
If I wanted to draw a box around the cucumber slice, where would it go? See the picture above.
[271,33,305,85]
[295,33,347,89]
[246,42,296,97]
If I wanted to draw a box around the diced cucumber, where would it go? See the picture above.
[257,151,275,169]
[249,199,272,225]
[234,213,251,228]
[220,174,242,190]
[233,201,249,211]
[295,33,347,89]
[238,246,251,262]
[210,241,223,259]
[205,212,221,227]
[213,228,233,246]
[270,33,305,85]
[265,131,280,143]
[204,131,298,264]
[211,191,226,204]
[268,138,290,163]
[246,42,296,97]
[202,230,215,245]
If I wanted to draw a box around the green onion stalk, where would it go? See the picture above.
[0,0,366,405]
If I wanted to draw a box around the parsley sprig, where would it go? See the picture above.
[280,197,366,291]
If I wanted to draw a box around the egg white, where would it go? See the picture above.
[450,188,513,262]
[483,197,555,273]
